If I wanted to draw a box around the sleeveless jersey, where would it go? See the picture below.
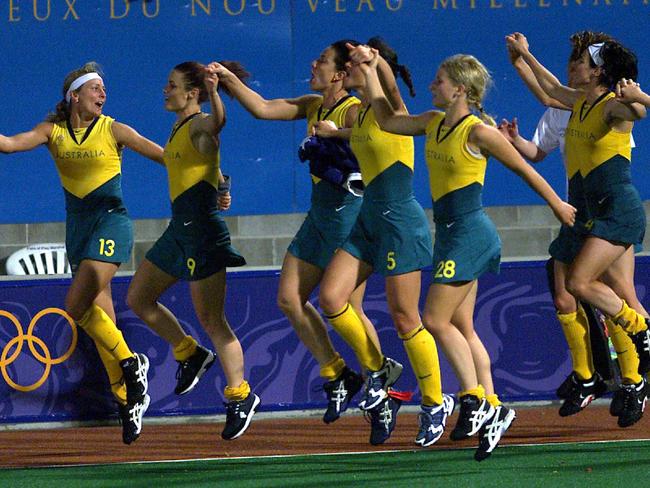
[565,92,632,178]
[164,113,220,203]
[350,105,414,187]
[48,115,121,199]
[424,112,485,202]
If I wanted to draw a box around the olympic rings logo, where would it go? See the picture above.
[0,308,77,392]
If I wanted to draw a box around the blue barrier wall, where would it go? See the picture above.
[0,1,648,223]
[2,258,649,424]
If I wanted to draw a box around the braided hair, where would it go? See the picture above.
[367,37,416,98]
[440,54,496,126]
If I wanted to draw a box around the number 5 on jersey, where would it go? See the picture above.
[386,251,396,271]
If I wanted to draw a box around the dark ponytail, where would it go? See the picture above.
[599,41,637,89]
[175,61,250,103]
[216,61,250,98]
[367,37,416,98]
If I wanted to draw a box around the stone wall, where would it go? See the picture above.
[2,203,649,274]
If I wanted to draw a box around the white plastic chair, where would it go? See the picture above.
[5,243,71,275]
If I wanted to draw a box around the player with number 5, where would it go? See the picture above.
[359,48,575,460]
[315,38,444,447]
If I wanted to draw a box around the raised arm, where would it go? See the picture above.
[214,63,318,121]
[0,122,51,153]
[506,33,579,108]
[507,45,570,110]
[190,62,227,140]
[375,52,404,113]
[111,122,164,164]
[355,47,432,136]
[470,124,575,226]
[616,79,650,107]
[605,78,647,123]
[605,97,646,126]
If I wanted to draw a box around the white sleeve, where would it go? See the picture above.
[531,108,563,155]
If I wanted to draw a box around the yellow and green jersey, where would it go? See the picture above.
[49,114,122,199]
[565,92,632,179]
[164,113,220,203]
[424,111,485,202]
[350,105,414,188]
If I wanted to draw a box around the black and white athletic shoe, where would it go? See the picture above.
[322,367,364,424]
[367,395,402,446]
[558,374,606,417]
[174,345,216,395]
[120,353,149,405]
[415,394,455,447]
[119,394,150,445]
[450,395,494,440]
[221,393,261,440]
[474,405,516,462]
[616,379,648,428]
[358,357,403,411]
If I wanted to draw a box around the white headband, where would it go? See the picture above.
[588,43,604,67]
[65,72,103,103]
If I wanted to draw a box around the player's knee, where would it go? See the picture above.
[64,295,87,322]
[421,313,444,336]
[389,310,416,336]
[125,288,143,316]
[319,288,345,316]
[459,326,478,342]
[196,309,224,329]
[277,290,300,316]
[565,275,588,301]
[553,289,577,314]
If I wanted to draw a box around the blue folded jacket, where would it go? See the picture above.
[298,135,364,196]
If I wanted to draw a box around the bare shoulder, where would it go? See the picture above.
[418,110,439,124]
[35,121,55,133]
[292,93,321,109]
[468,122,506,150]
[298,93,321,103]
[470,122,497,138]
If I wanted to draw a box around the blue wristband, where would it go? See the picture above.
[218,175,231,196]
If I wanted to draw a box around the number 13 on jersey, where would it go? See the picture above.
[98,238,115,257]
